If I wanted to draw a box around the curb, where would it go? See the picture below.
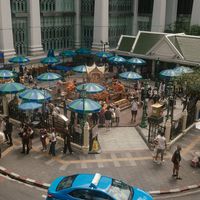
[0,166,50,190]
[1,165,200,195]
[149,184,200,195]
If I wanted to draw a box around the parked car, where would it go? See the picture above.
[46,173,153,200]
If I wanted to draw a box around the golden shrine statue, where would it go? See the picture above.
[86,63,105,83]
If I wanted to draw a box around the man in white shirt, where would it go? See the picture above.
[131,98,139,122]
[154,132,167,164]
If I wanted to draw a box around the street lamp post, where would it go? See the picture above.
[166,81,174,121]
[100,40,109,52]
[140,80,148,128]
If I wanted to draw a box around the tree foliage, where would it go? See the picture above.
[176,69,200,125]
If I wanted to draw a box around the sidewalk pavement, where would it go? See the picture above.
[0,125,200,195]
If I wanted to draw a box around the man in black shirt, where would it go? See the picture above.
[171,145,182,179]
[5,117,13,146]
[104,107,112,131]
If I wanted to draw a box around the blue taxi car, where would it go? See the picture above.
[46,173,153,200]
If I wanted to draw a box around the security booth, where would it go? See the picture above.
[148,102,165,144]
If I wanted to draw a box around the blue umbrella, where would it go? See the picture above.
[18,102,42,111]
[37,72,62,82]
[67,98,102,114]
[0,82,26,94]
[49,65,72,72]
[127,57,146,65]
[108,56,126,64]
[75,48,91,55]
[59,50,76,57]
[0,70,15,79]
[160,69,181,79]
[96,51,113,58]
[41,56,60,65]
[76,83,105,94]
[119,71,142,80]
[173,66,193,74]
[19,89,51,102]
[72,65,87,73]
[9,56,30,64]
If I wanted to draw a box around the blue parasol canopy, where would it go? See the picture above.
[19,89,51,103]
[18,102,42,111]
[49,65,72,72]
[119,71,142,80]
[41,56,60,65]
[127,57,146,65]
[9,56,30,64]
[0,82,26,94]
[173,66,194,74]
[67,98,102,114]
[72,65,87,73]
[108,56,126,64]
[76,83,105,94]
[160,69,181,79]
[0,70,15,79]
[96,51,113,58]
[75,48,91,55]
[59,50,76,57]
[37,72,61,82]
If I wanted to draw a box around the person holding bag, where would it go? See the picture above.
[49,128,57,156]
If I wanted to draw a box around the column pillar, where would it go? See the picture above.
[74,0,81,48]
[92,0,109,51]
[182,110,188,132]
[132,0,138,36]
[191,0,200,25]
[27,0,44,56]
[151,0,166,32]
[165,119,171,143]
[195,100,200,121]
[165,0,178,30]
[0,0,15,58]
[82,121,89,154]
[2,95,8,116]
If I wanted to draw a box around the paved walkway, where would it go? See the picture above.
[1,125,200,194]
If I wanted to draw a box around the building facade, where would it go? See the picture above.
[0,0,198,58]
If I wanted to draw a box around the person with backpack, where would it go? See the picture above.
[171,145,182,180]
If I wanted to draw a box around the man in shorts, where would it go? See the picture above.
[154,132,166,164]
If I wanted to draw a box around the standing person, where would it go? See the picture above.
[2,118,8,143]
[63,126,73,155]
[154,132,167,164]
[171,145,182,179]
[40,128,47,151]
[21,125,30,154]
[0,131,5,158]
[131,98,139,123]
[28,126,34,149]
[104,107,112,131]
[49,128,57,156]
[5,117,13,146]
[115,105,120,126]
